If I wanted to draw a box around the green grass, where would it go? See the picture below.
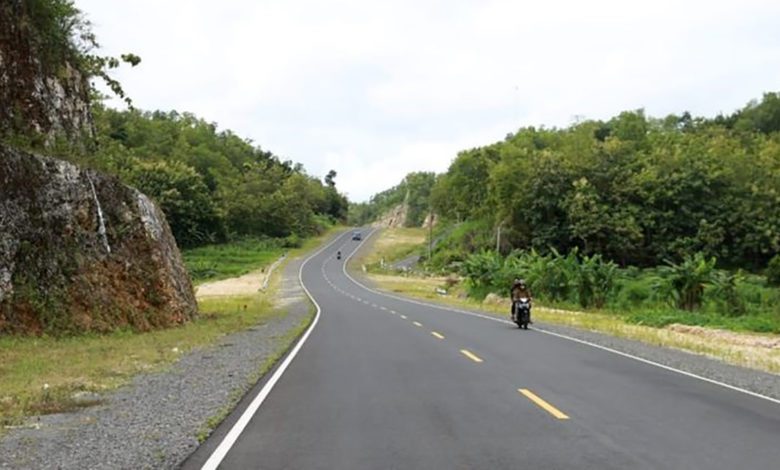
[0,293,283,429]
[183,238,286,284]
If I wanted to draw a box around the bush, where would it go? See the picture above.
[766,254,780,286]
[657,253,717,311]
[460,250,502,289]
[575,254,617,308]
[709,271,746,316]
[614,276,656,310]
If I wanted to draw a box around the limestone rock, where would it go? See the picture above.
[0,0,94,146]
[372,203,408,228]
[0,145,197,334]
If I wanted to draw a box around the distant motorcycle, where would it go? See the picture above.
[337,251,342,260]
[512,297,531,329]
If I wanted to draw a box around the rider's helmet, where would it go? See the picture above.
[515,278,526,288]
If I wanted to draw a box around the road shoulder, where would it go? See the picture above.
[0,239,324,470]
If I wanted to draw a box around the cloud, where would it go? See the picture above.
[77,0,780,201]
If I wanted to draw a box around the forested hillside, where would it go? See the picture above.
[364,94,780,332]
[427,93,780,270]
[76,105,348,247]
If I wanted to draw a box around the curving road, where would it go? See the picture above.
[185,229,780,469]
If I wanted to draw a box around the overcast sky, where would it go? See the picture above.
[76,0,780,202]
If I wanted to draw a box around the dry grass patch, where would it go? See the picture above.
[359,227,426,267]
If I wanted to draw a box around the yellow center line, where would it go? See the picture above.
[518,389,570,420]
[412,321,423,327]
[431,331,445,339]
[460,349,483,363]
[400,315,408,319]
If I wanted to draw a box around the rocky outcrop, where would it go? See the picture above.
[0,145,196,334]
[372,203,408,228]
[0,0,94,146]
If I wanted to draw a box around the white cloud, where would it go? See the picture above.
[77,0,780,201]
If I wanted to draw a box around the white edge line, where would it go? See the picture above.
[343,228,780,407]
[201,230,349,470]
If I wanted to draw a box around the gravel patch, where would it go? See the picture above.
[0,256,312,470]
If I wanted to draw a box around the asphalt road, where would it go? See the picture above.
[187,229,780,469]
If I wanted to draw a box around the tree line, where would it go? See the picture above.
[79,105,348,247]
[428,92,780,271]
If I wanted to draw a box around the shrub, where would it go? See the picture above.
[657,253,717,311]
[575,254,618,308]
[460,250,502,289]
[709,271,746,316]
[766,254,780,286]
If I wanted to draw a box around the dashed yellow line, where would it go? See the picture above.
[431,331,445,339]
[518,389,570,420]
[460,349,483,363]
[413,321,423,327]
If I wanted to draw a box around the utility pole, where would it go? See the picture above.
[496,221,503,253]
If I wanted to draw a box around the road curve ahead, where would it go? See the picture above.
[191,229,780,469]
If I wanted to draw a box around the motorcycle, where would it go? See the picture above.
[336,251,342,260]
[512,297,531,329]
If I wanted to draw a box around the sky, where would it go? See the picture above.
[76,0,780,202]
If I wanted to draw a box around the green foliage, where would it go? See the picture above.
[733,92,780,135]
[78,106,347,247]
[454,247,778,332]
[766,254,780,286]
[16,0,141,107]
[657,253,717,311]
[127,160,225,247]
[459,250,502,291]
[574,253,618,308]
[418,93,780,270]
[460,248,616,307]
[709,270,746,316]
[182,238,284,283]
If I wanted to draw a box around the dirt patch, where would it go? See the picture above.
[666,324,780,349]
[195,271,267,298]
[196,256,284,298]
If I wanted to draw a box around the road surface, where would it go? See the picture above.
[185,229,780,469]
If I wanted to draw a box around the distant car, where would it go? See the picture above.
[352,231,362,241]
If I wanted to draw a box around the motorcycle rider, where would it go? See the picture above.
[510,278,532,322]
